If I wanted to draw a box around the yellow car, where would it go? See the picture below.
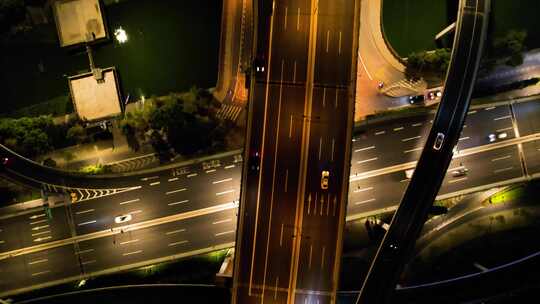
[321,170,330,190]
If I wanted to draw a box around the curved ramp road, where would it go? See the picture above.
[357,0,491,302]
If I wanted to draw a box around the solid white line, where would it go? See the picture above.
[494,115,511,121]
[318,137,323,160]
[216,189,235,196]
[119,199,140,205]
[402,136,421,142]
[30,219,47,225]
[459,136,470,141]
[284,6,288,29]
[354,146,375,152]
[31,270,50,277]
[31,225,49,231]
[129,210,142,215]
[206,169,217,173]
[354,198,376,205]
[77,249,94,254]
[338,31,342,55]
[492,155,511,162]
[29,214,45,220]
[213,219,232,225]
[119,239,139,245]
[494,167,514,174]
[31,231,50,237]
[122,250,143,256]
[166,188,187,195]
[467,110,477,115]
[412,123,423,127]
[213,178,233,184]
[168,177,179,182]
[225,165,235,169]
[149,181,160,186]
[449,177,468,184]
[496,127,513,132]
[215,230,235,237]
[353,187,373,193]
[485,106,496,110]
[33,236,52,242]
[168,200,189,206]
[357,157,378,164]
[28,259,48,265]
[140,176,159,181]
[393,127,404,131]
[168,240,188,246]
[404,147,422,153]
[75,209,94,215]
[375,131,386,135]
[187,173,198,178]
[358,55,373,80]
[77,220,96,226]
[165,228,186,235]
[81,260,96,265]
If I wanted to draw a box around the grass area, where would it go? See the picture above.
[0,0,221,116]
[1,95,73,118]
[10,249,230,303]
[382,0,448,57]
[487,185,526,205]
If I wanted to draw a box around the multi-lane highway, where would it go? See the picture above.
[233,0,357,302]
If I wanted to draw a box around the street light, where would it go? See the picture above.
[114,27,128,44]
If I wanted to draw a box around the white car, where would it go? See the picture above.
[114,214,133,224]
[321,170,330,190]
[433,132,445,151]
[488,132,508,142]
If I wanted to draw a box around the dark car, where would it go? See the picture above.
[249,151,261,171]
[408,94,425,104]
[254,55,266,74]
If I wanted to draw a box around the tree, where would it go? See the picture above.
[66,124,86,144]
[405,48,451,82]
[491,30,527,67]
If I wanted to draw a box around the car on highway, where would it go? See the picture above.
[408,94,425,104]
[0,157,11,168]
[433,132,445,150]
[114,214,132,224]
[249,151,261,171]
[427,90,442,100]
[451,167,468,177]
[321,170,330,190]
[488,131,508,143]
[254,55,266,74]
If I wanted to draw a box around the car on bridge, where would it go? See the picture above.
[321,170,330,190]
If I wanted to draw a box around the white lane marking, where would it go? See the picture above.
[496,127,513,132]
[31,270,51,277]
[284,169,289,193]
[30,219,47,225]
[357,157,378,164]
[491,155,511,162]
[77,220,97,226]
[375,131,386,135]
[81,260,96,265]
[78,249,94,254]
[187,173,198,178]
[149,181,161,186]
[338,31,342,55]
[401,136,421,142]
[120,239,139,245]
[297,7,300,30]
[29,214,45,220]
[213,218,232,225]
[215,230,235,237]
[166,188,187,195]
[284,6,288,29]
[123,250,143,256]
[400,179,409,183]
[225,165,236,169]
[404,147,423,153]
[213,178,233,184]
[494,115,511,121]
[467,110,477,115]
[289,115,293,138]
[129,210,143,215]
[28,258,48,265]
[326,30,330,52]
[449,177,468,184]
[120,199,140,205]
[168,177,179,182]
[206,169,217,173]
[459,136,470,141]
[358,54,373,80]
[165,228,186,235]
[331,138,335,161]
[485,106,496,110]
[33,236,52,242]
[31,225,49,231]
[354,146,375,152]
[168,200,189,206]
[293,60,297,83]
[318,137,323,160]
[354,198,376,205]
[393,126,404,131]
[216,189,235,196]
[31,231,50,237]
[494,167,514,174]
[308,244,313,269]
[169,240,189,246]
[75,209,94,215]
[280,223,284,247]
[140,176,159,181]
[353,187,373,193]
[412,123,423,127]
